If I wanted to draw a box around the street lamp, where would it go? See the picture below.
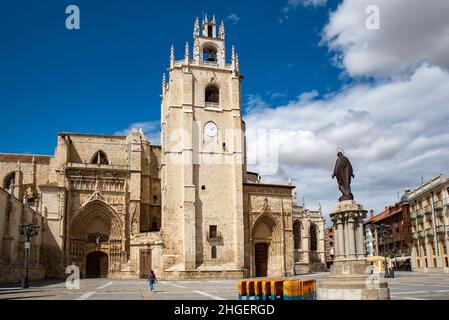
[18,223,40,288]
[18,194,40,289]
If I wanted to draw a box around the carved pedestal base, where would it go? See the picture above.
[317,273,390,300]
[317,200,390,300]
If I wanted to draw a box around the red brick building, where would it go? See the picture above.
[364,191,413,269]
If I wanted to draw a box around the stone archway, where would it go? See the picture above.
[68,200,124,278]
[251,214,283,277]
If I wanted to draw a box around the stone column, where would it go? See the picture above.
[336,215,345,261]
[356,216,366,259]
[347,215,357,260]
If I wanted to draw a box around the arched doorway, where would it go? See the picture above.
[86,251,108,278]
[69,200,124,278]
[251,214,282,277]
[255,243,269,277]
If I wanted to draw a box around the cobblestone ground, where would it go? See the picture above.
[0,271,448,300]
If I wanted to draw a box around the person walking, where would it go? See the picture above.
[148,270,157,292]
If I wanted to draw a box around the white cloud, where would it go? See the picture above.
[284,0,327,12]
[227,14,240,25]
[245,65,449,222]
[114,121,161,145]
[322,0,449,78]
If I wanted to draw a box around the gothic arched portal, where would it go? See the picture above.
[68,200,124,278]
[251,214,283,277]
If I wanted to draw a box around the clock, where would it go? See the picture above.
[204,121,218,137]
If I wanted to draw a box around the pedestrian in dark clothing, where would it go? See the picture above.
[148,270,157,292]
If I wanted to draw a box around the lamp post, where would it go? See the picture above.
[18,194,40,289]
[390,248,396,278]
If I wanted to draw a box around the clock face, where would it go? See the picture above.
[204,122,218,137]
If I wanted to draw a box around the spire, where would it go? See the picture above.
[219,20,225,39]
[185,42,190,64]
[205,13,208,23]
[193,17,199,36]
[170,45,174,68]
[212,15,216,23]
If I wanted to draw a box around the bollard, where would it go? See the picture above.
[237,280,247,300]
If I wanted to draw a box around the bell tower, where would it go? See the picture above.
[160,14,245,277]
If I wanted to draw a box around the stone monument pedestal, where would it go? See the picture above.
[317,200,390,300]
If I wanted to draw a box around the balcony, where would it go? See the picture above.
[418,231,424,238]
[416,209,424,218]
[434,200,443,210]
[410,212,417,219]
[412,233,419,240]
[437,225,446,234]
[425,228,434,237]
[424,207,432,216]
[206,231,223,243]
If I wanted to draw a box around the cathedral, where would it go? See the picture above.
[0,15,325,282]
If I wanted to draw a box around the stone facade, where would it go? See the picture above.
[409,174,449,273]
[0,186,46,283]
[0,15,325,281]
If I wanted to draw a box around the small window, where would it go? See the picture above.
[211,246,217,259]
[4,172,15,192]
[210,225,217,239]
[153,195,158,202]
[205,86,219,103]
[208,26,213,37]
[92,151,109,165]
[201,185,206,190]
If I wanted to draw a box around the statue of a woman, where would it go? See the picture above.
[332,150,355,201]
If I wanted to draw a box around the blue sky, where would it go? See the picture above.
[0,0,340,154]
[2,0,449,217]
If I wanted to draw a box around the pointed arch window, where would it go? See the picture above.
[211,246,217,259]
[310,224,318,252]
[205,85,219,107]
[91,151,109,165]
[293,221,301,250]
[203,45,217,62]
[4,172,15,193]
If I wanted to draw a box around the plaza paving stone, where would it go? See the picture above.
[0,271,448,300]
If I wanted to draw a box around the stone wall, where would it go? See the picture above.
[0,188,46,283]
